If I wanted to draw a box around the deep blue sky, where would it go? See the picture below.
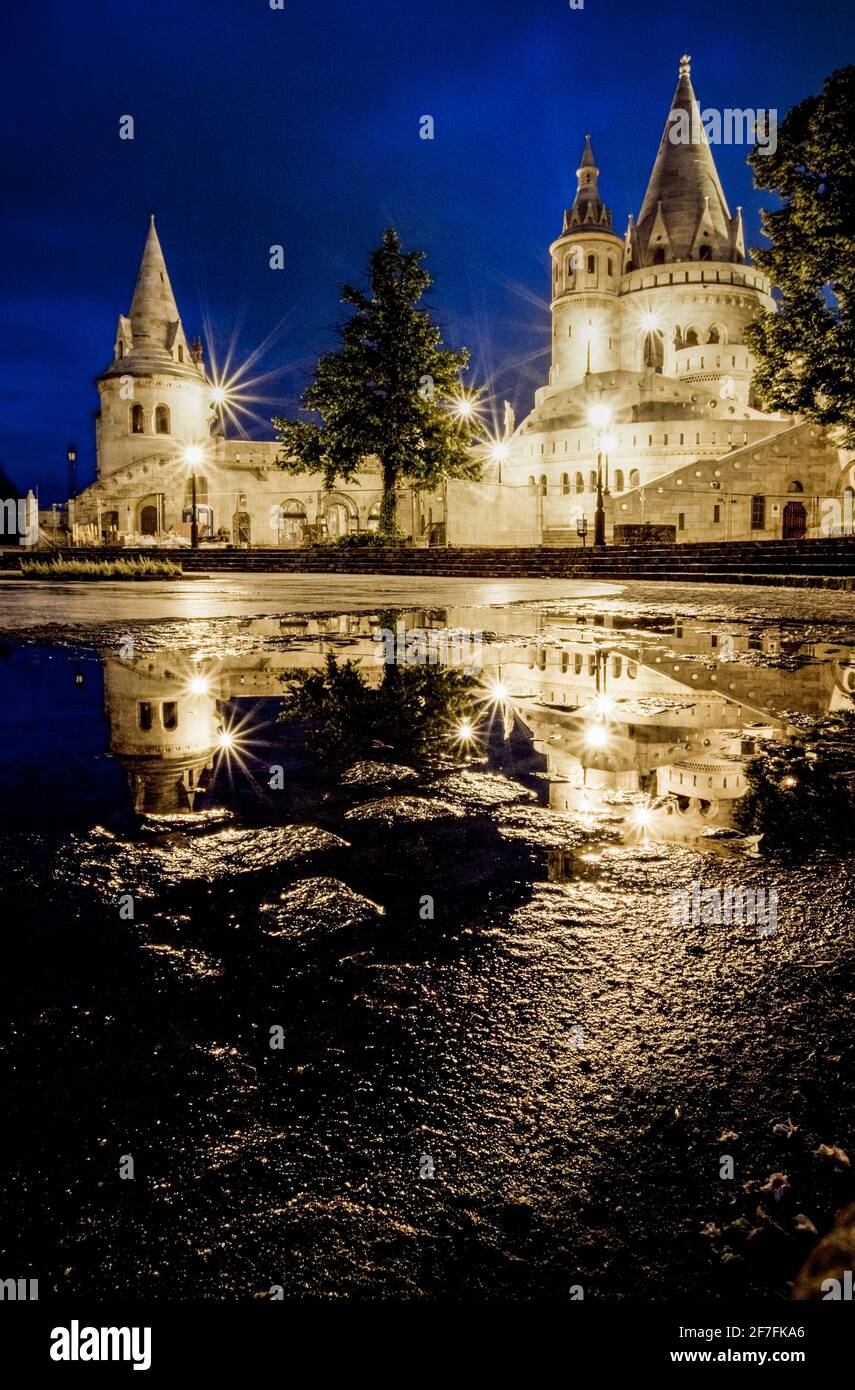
[2,0,851,501]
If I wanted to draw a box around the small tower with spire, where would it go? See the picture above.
[95,217,213,484]
[548,135,623,389]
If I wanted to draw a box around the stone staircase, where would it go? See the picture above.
[2,537,854,587]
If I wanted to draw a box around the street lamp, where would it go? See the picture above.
[66,443,78,498]
[182,444,204,548]
[587,405,612,546]
[489,440,509,483]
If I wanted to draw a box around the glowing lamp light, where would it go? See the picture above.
[630,805,653,831]
[457,719,474,739]
[218,730,234,750]
[593,693,615,718]
[490,442,510,464]
[599,433,617,454]
[641,311,660,333]
[454,398,474,419]
[211,386,228,406]
[189,675,210,695]
[584,723,609,749]
[183,445,204,466]
[490,681,510,702]
[588,404,611,430]
[781,775,798,788]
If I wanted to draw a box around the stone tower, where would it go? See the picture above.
[548,135,624,390]
[95,217,213,481]
[620,55,768,399]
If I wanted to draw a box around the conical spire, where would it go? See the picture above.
[129,215,182,349]
[100,217,200,379]
[634,56,736,265]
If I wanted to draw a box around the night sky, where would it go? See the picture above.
[3,0,851,502]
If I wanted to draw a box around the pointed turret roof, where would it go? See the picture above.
[633,56,740,265]
[562,135,620,237]
[99,217,203,380]
[128,215,182,349]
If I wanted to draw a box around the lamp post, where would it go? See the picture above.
[182,444,204,549]
[66,443,78,498]
[587,405,612,547]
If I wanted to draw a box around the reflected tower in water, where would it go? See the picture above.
[103,657,225,814]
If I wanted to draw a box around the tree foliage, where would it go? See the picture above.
[733,717,855,859]
[744,66,855,445]
[278,652,476,765]
[273,228,482,535]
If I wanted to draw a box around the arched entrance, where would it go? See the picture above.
[782,500,807,540]
[139,504,158,536]
[280,500,307,546]
[322,495,356,540]
[232,511,251,546]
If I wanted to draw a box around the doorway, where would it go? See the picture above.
[782,500,807,540]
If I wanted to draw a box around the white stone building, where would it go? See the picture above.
[72,57,850,550]
[72,218,414,548]
[492,55,850,545]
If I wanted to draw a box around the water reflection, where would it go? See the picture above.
[99,606,855,844]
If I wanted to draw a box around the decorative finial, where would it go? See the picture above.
[679,54,691,77]
[149,213,156,225]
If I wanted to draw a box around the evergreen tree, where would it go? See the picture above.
[274,229,482,536]
[744,66,855,445]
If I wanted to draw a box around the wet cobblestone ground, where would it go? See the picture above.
[0,578,852,1300]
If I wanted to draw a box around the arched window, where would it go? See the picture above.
[565,252,575,280]
[177,345,184,363]
[539,475,547,496]
[154,405,170,435]
[130,404,144,434]
[614,469,624,492]
[162,702,178,731]
[627,662,637,679]
[698,244,712,261]
[139,504,158,535]
[685,327,699,346]
[528,477,536,495]
[587,254,596,275]
[607,258,614,276]
[612,656,622,678]
[589,471,597,493]
[575,472,584,494]
[574,653,583,675]
[568,325,572,338]
[652,247,666,265]
[643,330,664,370]
[116,342,124,359]
[707,325,721,343]
[788,480,804,493]
[629,468,640,488]
[561,473,570,495]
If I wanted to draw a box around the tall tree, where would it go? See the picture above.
[274,228,482,536]
[744,66,855,446]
